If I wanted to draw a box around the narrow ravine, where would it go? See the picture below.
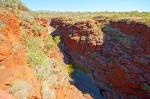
[50,18,150,99]
[50,24,104,99]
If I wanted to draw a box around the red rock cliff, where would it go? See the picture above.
[0,11,41,99]
[51,18,150,99]
[0,11,27,67]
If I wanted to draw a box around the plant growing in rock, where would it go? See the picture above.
[0,0,28,11]
[9,80,33,99]
[24,37,49,68]
[71,62,91,74]
[17,11,34,23]
[43,35,56,51]
[54,36,61,44]
[66,64,74,75]
[32,24,44,35]
[35,60,53,80]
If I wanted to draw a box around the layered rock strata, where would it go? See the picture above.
[51,18,150,99]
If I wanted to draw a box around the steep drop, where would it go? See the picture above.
[50,18,150,99]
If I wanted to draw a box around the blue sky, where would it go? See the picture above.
[22,0,150,12]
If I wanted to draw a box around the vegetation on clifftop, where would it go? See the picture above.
[34,11,150,25]
[0,0,150,98]
[0,0,28,11]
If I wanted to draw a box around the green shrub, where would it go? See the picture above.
[44,35,56,51]
[35,60,52,80]
[67,61,91,74]
[0,0,29,11]
[24,37,51,80]
[24,36,42,49]
[66,64,74,75]
[20,27,27,38]
[33,24,44,33]
[54,36,61,44]
[17,11,34,22]
[9,80,33,99]
[24,37,49,67]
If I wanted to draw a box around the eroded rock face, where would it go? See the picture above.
[0,89,14,99]
[50,85,92,99]
[0,11,27,67]
[35,17,49,39]
[39,37,94,99]
[51,18,150,99]
[0,12,41,99]
[0,11,103,99]
[110,20,150,55]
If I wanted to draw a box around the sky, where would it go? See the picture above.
[22,0,150,12]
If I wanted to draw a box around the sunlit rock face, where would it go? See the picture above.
[0,11,41,99]
[0,11,27,67]
[51,18,150,99]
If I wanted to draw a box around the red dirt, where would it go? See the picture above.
[0,11,41,99]
[0,11,26,67]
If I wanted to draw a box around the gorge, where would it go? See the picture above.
[50,17,150,99]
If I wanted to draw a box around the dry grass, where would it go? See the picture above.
[9,80,33,99]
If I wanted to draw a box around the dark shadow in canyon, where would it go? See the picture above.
[50,19,150,99]
[51,28,72,64]
[70,70,104,99]
[50,27,104,99]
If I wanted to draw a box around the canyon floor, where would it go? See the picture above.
[0,1,150,99]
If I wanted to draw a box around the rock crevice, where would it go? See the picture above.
[51,18,150,99]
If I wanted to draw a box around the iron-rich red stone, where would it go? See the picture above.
[51,18,150,99]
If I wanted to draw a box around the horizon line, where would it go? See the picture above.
[33,10,150,13]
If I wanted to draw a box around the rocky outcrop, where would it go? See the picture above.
[110,20,150,55]
[35,18,48,38]
[51,18,150,99]
[20,17,48,39]
[42,26,95,99]
[0,11,41,99]
[0,11,27,67]
[17,12,94,98]
[50,85,92,99]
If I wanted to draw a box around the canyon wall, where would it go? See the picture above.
[0,11,96,99]
[0,11,41,99]
[0,11,27,67]
[110,20,150,55]
[51,18,150,99]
